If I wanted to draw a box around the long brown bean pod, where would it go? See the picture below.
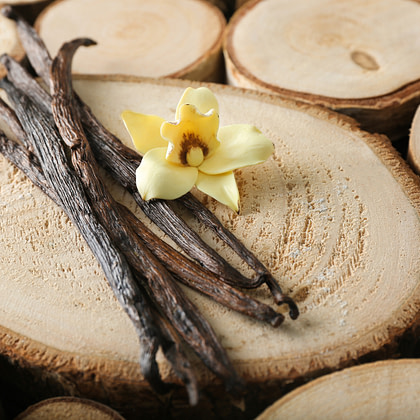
[0,54,284,327]
[50,38,244,394]
[0,5,256,288]
[0,76,174,397]
[0,98,204,402]
[0,130,57,202]
[1,5,298,317]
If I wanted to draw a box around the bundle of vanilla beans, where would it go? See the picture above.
[0,7,298,404]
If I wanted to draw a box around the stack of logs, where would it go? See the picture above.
[1,1,420,419]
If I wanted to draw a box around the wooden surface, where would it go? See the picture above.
[408,105,420,174]
[15,397,125,420]
[35,0,226,82]
[224,0,420,141]
[1,75,420,418]
[257,359,420,420]
[0,6,24,78]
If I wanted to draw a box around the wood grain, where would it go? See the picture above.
[408,105,420,174]
[35,0,226,82]
[0,6,24,77]
[1,76,420,418]
[224,0,420,141]
[15,397,125,420]
[257,359,420,420]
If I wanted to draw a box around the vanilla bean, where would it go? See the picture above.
[74,103,265,291]
[119,204,284,327]
[0,54,285,327]
[0,99,54,200]
[1,7,298,315]
[151,304,199,406]
[1,5,52,83]
[0,114,202,404]
[0,96,28,143]
[81,95,298,316]
[0,130,57,202]
[50,38,244,394]
[178,193,299,314]
[0,76,171,397]
[6,53,295,317]
[0,37,262,292]
[80,97,294,316]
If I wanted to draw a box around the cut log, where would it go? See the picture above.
[408,105,420,174]
[34,0,226,82]
[224,0,420,142]
[15,397,125,420]
[256,359,420,420]
[1,75,420,419]
[0,9,24,78]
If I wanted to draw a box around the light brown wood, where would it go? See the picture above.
[224,0,420,142]
[15,397,125,420]
[257,359,420,420]
[1,75,420,419]
[408,105,420,174]
[0,5,25,78]
[35,0,226,82]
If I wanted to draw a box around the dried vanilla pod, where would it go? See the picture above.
[0,76,172,396]
[49,38,244,394]
[0,55,284,327]
[0,96,203,402]
[1,5,298,316]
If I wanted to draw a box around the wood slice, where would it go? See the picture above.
[0,6,24,78]
[256,359,420,420]
[1,76,420,419]
[15,397,125,420]
[408,105,420,174]
[224,0,420,142]
[35,0,226,82]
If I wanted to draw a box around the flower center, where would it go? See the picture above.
[186,147,204,167]
[178,131,209,166]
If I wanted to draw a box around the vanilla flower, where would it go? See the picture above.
[121,87,274,211]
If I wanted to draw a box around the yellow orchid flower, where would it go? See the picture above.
[121,87,274,212]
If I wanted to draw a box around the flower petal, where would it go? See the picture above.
[175,87,219,119]
[162,104,220,166]
[121,110,167,155]
[136,147,198,200]
[196,171,239,212]
[199,124,274,175]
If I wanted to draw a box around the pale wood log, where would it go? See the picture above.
[257,359,420,420]
[224,0,420,142]
[1,75,420,419]
[0,6,24,77]
[15,397,125,420]
[34,0,226,82]
[408,105,420,174]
